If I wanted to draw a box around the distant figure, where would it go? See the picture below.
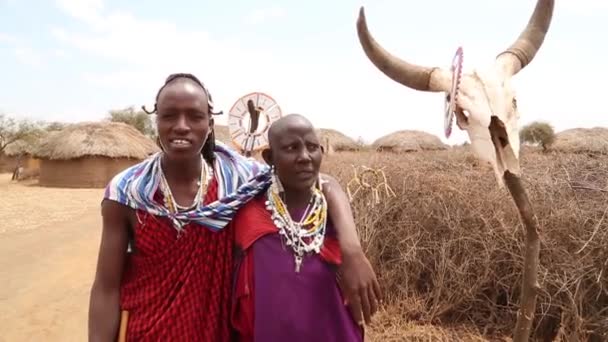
[11,166,23,181]
[11,156,23,181]
[231,114,369,341]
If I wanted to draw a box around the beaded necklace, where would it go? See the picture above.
[159,155,213,229]
[265,173,327,272]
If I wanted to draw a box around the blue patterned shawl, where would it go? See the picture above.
[103,141,271,232]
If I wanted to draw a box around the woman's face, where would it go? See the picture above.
[155,80,213,161]
[266,118,323,192]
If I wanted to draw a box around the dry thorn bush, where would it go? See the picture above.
[322,147,608,341]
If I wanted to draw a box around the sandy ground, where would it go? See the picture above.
[0,172,499,341]
[0,174,103,341]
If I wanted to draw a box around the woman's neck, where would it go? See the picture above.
[161,154,202,184]
[282,188,313,209]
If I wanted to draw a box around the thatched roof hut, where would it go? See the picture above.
[213,124,231,145]
[213,125,359,155]
[0,132,50,173]
[315,128,359,153]
[32,121,159,188]
[373,130,447,152]
[4,140,42,174]
[550,127,608,155]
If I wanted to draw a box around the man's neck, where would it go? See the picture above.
[161,154,202,184]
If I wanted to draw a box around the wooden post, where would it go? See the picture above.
[118,310,129,342]
[504,171,541,342]
[324,137,331,155]
[243,99,261,158]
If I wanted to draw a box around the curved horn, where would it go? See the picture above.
[496,0,555,76]
[356,6,449,92]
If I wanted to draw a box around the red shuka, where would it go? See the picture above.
[119,177,235,341]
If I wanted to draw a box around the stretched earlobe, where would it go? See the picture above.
[270,165,284,194]
[261,148,272,165]
[156,136,165,151]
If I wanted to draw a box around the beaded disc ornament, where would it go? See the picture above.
[444,47,463,138]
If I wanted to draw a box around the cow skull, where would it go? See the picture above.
[356,0,554,185]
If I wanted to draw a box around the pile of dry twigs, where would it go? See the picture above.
[323,147,608,341]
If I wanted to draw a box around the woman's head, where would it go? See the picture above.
[262,114,323,193]
[143,73,221,163]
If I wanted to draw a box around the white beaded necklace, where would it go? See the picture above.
[159,155,213,214]
[265,173,328,272]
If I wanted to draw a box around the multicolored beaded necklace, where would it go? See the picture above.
[265,172,328,272]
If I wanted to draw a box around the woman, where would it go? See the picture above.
[88,73,379,341]
[231,114,367,341]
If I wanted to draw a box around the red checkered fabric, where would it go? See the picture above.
[119,177,235,341]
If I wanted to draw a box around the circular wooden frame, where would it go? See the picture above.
[227,92,282,152]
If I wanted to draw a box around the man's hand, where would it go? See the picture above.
[338,247,382,326]
[318,173,383,324]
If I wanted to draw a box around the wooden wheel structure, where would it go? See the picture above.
[227,92,283,157]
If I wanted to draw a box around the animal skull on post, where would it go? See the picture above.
[356,2,554,340]
[355,0,554,185]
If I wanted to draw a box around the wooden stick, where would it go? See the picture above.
[117,310,129,342]
[503,171,541,342]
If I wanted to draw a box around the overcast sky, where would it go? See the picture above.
[1,0,606,144]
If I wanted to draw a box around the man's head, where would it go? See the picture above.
[262,114,323,192]
[144,73,220,163]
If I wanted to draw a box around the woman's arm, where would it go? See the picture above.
[88,200,130,342]
[320,173,383,325]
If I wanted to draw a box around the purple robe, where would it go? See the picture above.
[233,202,364,342]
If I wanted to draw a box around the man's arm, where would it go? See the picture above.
[320,173,383,325]
[319,173,361,253]
[88,200,130,342]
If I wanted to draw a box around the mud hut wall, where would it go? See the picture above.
[0,154,18,172]
[0,154,40,173]
[39,156,141,188]
[26,158,41,171]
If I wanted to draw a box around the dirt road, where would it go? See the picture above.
[0,174,496,341]
[0,175,102,341]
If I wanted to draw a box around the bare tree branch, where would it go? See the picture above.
[0,114,40,154]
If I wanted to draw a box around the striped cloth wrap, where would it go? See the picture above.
[103,141,272,233]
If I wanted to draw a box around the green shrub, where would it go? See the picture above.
[520,121,555,151]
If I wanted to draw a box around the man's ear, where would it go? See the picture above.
[261,148,272,165]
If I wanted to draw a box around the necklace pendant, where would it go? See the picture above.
[295,255,303,273]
